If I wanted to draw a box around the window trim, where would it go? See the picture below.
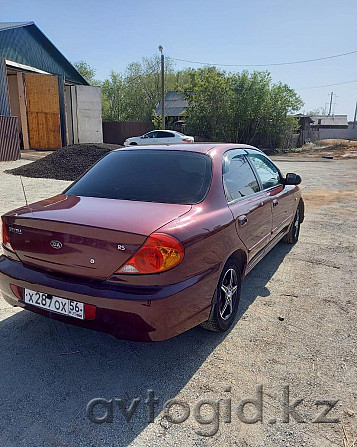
[246,152,284,192]
[222,149,262,204]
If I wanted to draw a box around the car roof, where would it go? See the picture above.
[116,143,262,155]
[149,129,179,133]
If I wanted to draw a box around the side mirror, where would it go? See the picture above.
[141,136,146,139]
[285,173,301,185]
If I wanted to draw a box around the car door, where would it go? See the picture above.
[223,149,273,261]
[247,151,295,240]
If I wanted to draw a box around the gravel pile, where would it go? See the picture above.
[6,144,122,181]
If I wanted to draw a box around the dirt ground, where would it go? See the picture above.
[283,139,357,160]
[0,155,356,447]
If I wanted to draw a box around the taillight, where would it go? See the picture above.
[182,138,192,143]
[116,233,184,274]
[1,218,14,252]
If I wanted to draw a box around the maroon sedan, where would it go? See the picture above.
[0,144,304,341]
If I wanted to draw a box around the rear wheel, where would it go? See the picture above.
[201,259,241,332]
[283,203,301,244]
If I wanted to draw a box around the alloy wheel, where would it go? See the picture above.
[219,268,238,320]
[294,208,300,239]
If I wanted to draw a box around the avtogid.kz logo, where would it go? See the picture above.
[86,385,340,437]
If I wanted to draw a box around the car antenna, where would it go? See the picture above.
[19,176,33,215]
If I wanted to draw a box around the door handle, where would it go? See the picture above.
[238,215,248,226]
[273,199,279,207]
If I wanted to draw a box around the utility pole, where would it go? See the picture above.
[328,91,334,115]
[158,45,165,130]
[353,100,357,129]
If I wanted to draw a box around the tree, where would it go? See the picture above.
[230,71,303,146]
[73,61,99,85]
[75,56,193,124]
[122,55,181,122]
[183,67,232,141]
[99,55,180,123]
[183,68,303,147]
[229,70,272,143]
[100,55,191,123]
[303,107,327,116]
[101,71,126,121]
[265,81,303,147]
[73,57,303,148]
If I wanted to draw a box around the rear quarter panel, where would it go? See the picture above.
[113,147,248,292]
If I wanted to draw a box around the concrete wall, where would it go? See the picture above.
[64,85,103,145]
[310,115,348,127]
[319,123,357,140]
[74,85,103,144]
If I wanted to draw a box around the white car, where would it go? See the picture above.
[123,130,194,146]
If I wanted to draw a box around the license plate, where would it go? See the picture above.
[24,288,84,320]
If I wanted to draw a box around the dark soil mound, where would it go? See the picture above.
[6,144,122,181]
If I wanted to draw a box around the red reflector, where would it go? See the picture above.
[84,303,96,320]
[10,284,23,300]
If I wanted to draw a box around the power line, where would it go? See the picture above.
[170,49,357,67]
[296,79,357,90]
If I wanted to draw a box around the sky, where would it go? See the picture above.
[2,0,357,118]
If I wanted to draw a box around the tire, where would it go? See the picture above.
[201,259,241,332]
[283,202,301,244]
[129,142,138,146]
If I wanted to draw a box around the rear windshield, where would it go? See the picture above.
[64,150,212,205]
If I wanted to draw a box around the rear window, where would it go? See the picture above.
[64,150,212,205]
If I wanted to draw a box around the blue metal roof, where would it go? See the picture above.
[0,22,88,85]
[0,22,33,31]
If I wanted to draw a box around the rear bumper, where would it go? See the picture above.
[0,255,218,342]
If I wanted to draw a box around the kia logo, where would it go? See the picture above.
[50,240,63,250]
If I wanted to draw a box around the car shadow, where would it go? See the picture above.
[0,243,293,447]
[238,242,293,318]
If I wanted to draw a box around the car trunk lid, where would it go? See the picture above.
[2,195,191,280]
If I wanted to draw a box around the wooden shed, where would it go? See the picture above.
[0,22,102,161]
